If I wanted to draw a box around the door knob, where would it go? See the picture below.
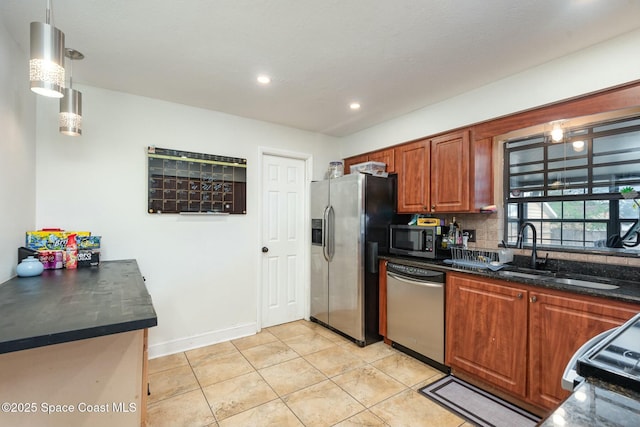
[262,247,269,253]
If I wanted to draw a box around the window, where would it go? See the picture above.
[504,115,640,251]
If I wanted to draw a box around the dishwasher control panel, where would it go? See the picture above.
[387,262,445,282]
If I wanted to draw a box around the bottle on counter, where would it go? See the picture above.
[448,217,457,246]
[65,233,78,269]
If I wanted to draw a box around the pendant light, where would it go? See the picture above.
[30,0,65,98]
[550,121,565,143]
[59,49,84,136]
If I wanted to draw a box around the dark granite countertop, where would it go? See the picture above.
[538,378,640,427]
[380,255,640,304]
[0,259,157,354]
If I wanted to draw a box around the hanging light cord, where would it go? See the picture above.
[46,0,52,24]
[68,58,73,88]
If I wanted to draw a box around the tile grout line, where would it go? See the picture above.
[183,350,219,426]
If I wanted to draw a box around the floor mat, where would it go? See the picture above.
[419,376,540,427]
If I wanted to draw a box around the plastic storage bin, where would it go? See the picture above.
[350,161,386,175]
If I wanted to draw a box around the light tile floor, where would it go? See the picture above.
[147,320,473,427]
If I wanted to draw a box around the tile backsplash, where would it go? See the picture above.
[454,212,640,268]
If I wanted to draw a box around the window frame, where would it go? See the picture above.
[503,116,640,252]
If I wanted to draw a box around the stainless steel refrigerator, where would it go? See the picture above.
[310,173,395,346]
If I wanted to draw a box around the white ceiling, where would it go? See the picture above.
[2,1,640,137]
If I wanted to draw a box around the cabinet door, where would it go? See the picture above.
[528,290,639,410]
[395,139,430,213]
[431,131,470,212]
[367,148,395,173]
[446,273,528,397]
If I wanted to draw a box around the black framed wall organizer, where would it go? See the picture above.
[147,146,247,214]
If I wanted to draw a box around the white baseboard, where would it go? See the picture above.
[148,322,257,359]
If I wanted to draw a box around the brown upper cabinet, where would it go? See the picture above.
[430,131,470,212]
[394,130,492,213]
[345,130,491,214]
[343,148,395,174]
[394,139,431,212]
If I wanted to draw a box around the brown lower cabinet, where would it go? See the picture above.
[445,272,640,412]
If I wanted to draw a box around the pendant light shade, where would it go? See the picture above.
[59,48,84,136]
[29,2,65,98]
[59,87,82,136]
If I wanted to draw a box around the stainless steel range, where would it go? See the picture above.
[577,313,640,393]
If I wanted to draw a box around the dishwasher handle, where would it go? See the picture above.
[387,272,444,288]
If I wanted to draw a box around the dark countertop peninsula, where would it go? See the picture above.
[0,259,157,354]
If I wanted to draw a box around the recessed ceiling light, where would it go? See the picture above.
[349,102,361,110]
[257,75,271,84]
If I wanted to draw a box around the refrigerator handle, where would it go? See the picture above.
[326,205,335,261]
[322,206,330,261]
[366,242,378,274]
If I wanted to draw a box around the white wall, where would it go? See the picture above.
[34,85,337,357]
[0,20,36,282]
[340,28,640,157]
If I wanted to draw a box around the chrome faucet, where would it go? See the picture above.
[517,222,547,269]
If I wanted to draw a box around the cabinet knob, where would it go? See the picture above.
[530,296,538,303]
[517,293,523,299]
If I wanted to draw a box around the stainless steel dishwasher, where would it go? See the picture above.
[386,262,447,370]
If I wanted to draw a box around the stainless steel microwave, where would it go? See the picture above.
[389,225,444,259]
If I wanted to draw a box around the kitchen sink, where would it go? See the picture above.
[549,277,619,290]
[498,269,620,290]
[498,270,546,280]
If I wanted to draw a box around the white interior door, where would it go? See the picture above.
[261,153,307,328]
